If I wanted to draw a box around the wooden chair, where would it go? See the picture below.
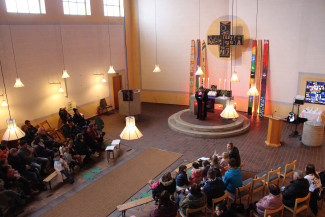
[273,160,297,186]
[251,174,267,203]
[229,182,252,207]
[319,187,325,209]
[284,192,310,217]
[250,204,284,217]
[211,192,229,217]
[266,167,281,193]
[39,120,56,132]
[39,120,64,142]
[99,98,113,114]
[179,204,207,217]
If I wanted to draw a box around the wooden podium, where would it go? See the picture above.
[265,116,283,147]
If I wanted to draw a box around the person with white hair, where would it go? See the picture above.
[282,170,310,207]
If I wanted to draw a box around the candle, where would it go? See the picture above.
[224,79,226,90]
[219,78,221,89]
[208,78,210,89]
[202,78,205,87]
[199,77,200,87]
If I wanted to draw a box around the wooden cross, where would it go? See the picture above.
[207,21,243,58]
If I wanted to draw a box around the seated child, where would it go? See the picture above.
[62,147,81,170]
[53,153,74,184]
[176,165,189,187]
[202,160,210,181]
[220,152,230,176]
[189,162,203,185]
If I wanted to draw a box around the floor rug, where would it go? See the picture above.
[41,148,182,217]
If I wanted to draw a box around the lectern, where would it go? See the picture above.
[265,117,283,147]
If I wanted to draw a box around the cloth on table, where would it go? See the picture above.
[299,108,323,122]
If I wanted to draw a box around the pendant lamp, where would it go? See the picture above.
[231,71,240,82]
[3,119,25,141]
[107,14,116,75]
[101,77,107,83]
[107,66,116,74]
[220,101,239,119]
[153,64,161,73]
[1,100,8,107]
[152,0,161,73]
[120,116,143,140]
[247,83,259,96]
[58,87,64,93]
[195,66,204,75]
[61,70,70,78]
[9,25,24,88]
[14,78,24,87]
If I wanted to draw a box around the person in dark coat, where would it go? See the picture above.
[152,172,176,200]
[38,127,61,149]
[202,169,226,207]
[150,190,178,217]
[62,120,81,139]
[59,106,72,124]
[74,133,92,164]
[179,183,207,214]
[176,165,189,187]
[33,136,55,159]
[195,86,208,120]
[227,143,241,168]
[72,108,88,127]
[282,170,310,207]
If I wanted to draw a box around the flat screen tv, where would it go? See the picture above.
[305,81,325,105]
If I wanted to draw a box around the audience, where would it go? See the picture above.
[282,170,309,207]
[189,162,203,185]
[33,136,55,160]
[74,133,93,164]
[304,164,322,216]
[176,165,189,187]
[38,127,60,149]
[202,169,226,208]
[223,158,242,193]
[227,143,241,168]
[59,106,72,124]
[210,155,222,178]
[201,160,210,180]
[179,183,207,214]
[62,120,80,139]
[149,190,178,217]
[152,172,176,200]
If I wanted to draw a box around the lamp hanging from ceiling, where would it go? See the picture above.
[101,77,107,83]
[107,15,116,74]
[61,70,70,78]
[120,3,143,140]
[0,60,25,141]
[9,25,24,88]
[58,24,69,79]
[195,66,204,76]
[247,83,259,96]
[1,93,8,107]
[153,0,161,73]
[231,71,240,82]
[195,0,202,77]
[220,100,239,119]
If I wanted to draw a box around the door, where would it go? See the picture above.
[113,75,122,109]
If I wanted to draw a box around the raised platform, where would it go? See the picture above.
[168,109,250,138]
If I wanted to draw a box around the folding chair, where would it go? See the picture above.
[284,192,310,217]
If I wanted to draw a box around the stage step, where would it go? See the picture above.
[168,109,250,138]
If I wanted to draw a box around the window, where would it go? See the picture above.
[63,0,91,15]
[5,0,46,14]
[103,0,124,17]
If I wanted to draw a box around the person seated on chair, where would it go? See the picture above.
[201,160,210,181]
[304,164,322,216]
[219,152,230,176]
[21,125,35,145]
[150,190,178,217]
[84,126,102,152]
[72,108,89,127]
[202,169,226,208]
[88,124,105,145]
[227,143,241,168]
[189,162,203,185]
[223,158,242,193]
[152,172,176,201]
[53,153,74,184]
[25,120,38,138]
[67,141,83,166]
[176,165,190,188]
[210,155,222,178]
[248,184,283,217]
[38,127,61,149]
[62,119,81,139]
[179,183,207,215]
[59,106,72,124]
[282,170,309,207]
[62,147,81,171]
[0,141,9,160]
[74,133,95,164]
[215,201,236,217]
[195,86,208,120]
[33,136,55,160]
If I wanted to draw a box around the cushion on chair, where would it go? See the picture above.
[272,164,284,172]
[256,171,268,178]
[269,174,279,181]
[253,182,263,189]
[243,178,253,186]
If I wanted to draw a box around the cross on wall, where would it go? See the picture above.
[207,21,243,58]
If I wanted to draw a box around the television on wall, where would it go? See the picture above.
[305,81,325,105]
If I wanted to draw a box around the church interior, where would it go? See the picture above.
[0,0,324,216]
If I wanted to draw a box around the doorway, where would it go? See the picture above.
[113,75,122,109]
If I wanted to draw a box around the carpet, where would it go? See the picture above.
[41,148,182,217]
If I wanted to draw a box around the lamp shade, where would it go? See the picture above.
[247,83,259,96]
[220,101,239,119]
[58,87,64,93]
[14,78,24,88]
[1,100,8,107]
[62,70,70,78]
[120,116,143,140]
[231,71,240,82]
[195,66,204,75]
[107,66,116,74]
[2,119,25,141]
[101,77,107,83]
[153,64,161,73]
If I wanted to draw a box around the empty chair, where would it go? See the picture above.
[250,204,284,217]
[273,160,297,186]
[229,182,252,207]
[247,174,267,203]
[284,192,310,217]
[256,168,281,194]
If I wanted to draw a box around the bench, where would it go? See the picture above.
[43,171,57,190]
[117,196,154,217]
[106,139,121,162]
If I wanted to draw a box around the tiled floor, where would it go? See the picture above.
[22,103,325,217]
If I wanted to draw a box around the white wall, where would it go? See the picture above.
[0,23,126,128]
[138,0,325,106]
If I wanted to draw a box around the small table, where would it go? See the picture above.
[106,139,121,161]
[301,121,324,147]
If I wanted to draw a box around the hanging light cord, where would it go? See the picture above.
[0,60,12,119]
[123,4,130,115]
[234,0,237,67]
[230,0,234,80]
[55,0,66,70]
[155,0,158,64]
[255,0,258,39]
[107,16,112,65]
[199,0,200,40]
[8,25,19,79]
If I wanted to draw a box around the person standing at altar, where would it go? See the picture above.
[195,86,208,120]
